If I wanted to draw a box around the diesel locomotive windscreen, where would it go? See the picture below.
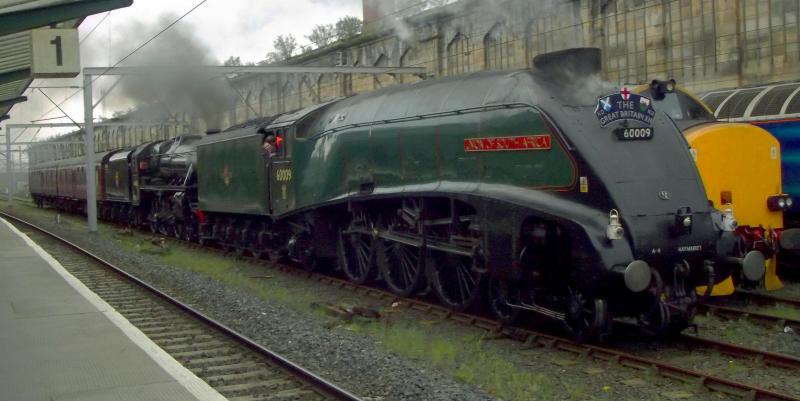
[648,90,716,130]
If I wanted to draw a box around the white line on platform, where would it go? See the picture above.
[0,217,227,401]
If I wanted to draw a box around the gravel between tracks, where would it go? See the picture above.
[3,204,739,401]
[5,208,496,401]
[692,311,800,358]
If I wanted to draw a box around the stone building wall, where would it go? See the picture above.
[217,0,800,129]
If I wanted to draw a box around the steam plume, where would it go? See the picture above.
[87,14,236,126]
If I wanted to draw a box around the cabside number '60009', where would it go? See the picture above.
[276,168,292,182]
[614,127,653,141]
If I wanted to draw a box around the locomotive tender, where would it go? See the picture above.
[29,48,752,340]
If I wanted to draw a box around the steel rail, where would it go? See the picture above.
[697,303,800,329]
[154,232,800,401]
[7,208,800,401]
[735,290,800,308]
[0,211,363,401]
[221,252,800,401]
[611,319,800,371]
[680,333,800,370]
[326,280,800,401]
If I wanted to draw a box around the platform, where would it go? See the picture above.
[0,217,226,401]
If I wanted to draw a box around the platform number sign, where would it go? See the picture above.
[50,35,63,66]
[32,29,80,78]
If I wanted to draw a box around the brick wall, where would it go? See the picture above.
[220,0,800,128]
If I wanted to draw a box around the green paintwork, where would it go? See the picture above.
[196,73,577,218]
[292,106,576,212]
[269,160,295,215]
[196,134,269,215]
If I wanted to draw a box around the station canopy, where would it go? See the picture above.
[0,0,133,121]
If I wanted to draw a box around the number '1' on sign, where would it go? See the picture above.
[32,28,80,78]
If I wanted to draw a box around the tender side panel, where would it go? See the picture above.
[105,153,132,203]
[197,134,269,215]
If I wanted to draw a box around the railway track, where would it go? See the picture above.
[0,212,362,401]
[698,303,800,330]
[6,209,800,401]
[734,290,800,309]
[698,290,800,330]
[237,250,800,401]
[178,236,800,400]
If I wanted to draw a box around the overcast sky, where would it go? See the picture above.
[5,0,362,141]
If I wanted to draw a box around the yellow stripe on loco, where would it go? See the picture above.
[697,275,735,297]
[764,257,784,291]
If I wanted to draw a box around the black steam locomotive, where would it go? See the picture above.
[29,48,754,340]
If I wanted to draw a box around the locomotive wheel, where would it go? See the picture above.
[251,248,271,260]
[198,236,212,247]
[377,240,425,297]
[564,288,609,342]
[428,252,483,312]
[182,218,197,243]
[172,223,183,240]
[249,227,271,260]
[337,229,375,284]
[488,278,520,324]
[638,300,670,336]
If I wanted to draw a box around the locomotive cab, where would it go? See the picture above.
[258,124,294,215]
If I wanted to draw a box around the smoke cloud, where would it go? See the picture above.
[370,0,460,42]
[86,13,236,126]
[370,0,587,49]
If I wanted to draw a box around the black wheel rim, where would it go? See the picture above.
[338,231,373,284]
[378,240,423,296]
[638,300,670,336]
[565,288,607,341]
[431,253,481,311]
[489,279,519,324]
[183,224,194,242]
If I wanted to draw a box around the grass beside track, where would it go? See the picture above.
[2,202,689,401]
[762,304,800,321]
[345,321,570,400]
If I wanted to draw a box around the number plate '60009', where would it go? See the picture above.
[614,127,653,141]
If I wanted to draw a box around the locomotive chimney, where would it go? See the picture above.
[532,47,602,83]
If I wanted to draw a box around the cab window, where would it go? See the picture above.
[648,90,716,129]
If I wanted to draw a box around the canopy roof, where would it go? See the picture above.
[0,0,133,121]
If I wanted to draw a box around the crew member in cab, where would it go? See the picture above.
[262,134,277,158]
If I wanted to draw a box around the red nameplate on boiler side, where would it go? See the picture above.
[463,135,551,152]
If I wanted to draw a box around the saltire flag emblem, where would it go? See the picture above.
[600,97,613,112]
[595,89,656,127]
